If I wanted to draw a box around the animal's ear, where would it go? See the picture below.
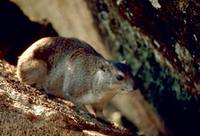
[121,60,126,64]
[99,65,106,72]
[98,61,111,72]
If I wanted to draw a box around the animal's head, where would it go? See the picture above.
[110,61,135,92]
[95,60,135,93]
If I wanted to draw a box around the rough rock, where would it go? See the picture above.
[87,0,200,136]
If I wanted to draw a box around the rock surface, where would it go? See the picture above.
[13,0,111,59]
[0,60,134,136]
[87,0,200,136]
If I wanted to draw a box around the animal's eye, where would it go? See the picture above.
[116,75,124,81]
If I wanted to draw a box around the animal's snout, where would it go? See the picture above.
[121,84,135,92]
[125,82,137,92]
[132,82,138,90]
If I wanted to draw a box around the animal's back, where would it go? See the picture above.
[24,37,101,68]
[17,37,102,90]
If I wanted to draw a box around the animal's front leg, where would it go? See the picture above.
[89,103,105,119]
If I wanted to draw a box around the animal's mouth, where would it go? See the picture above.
[99,91,118,101]
[120,89,134,93]
[120,84,135,92]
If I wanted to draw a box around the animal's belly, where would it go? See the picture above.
[77,91,117,105]
[78,93,101,105]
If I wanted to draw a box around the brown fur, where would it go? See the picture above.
[17,37,134,117]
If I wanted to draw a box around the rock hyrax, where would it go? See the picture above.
[17,37,135,116]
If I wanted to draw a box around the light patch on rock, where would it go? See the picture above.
[178,0,189,13]
[175,42,192,64]
[116,0,123,5]
[83,130,107,136]
[32,105,49,116]
[154,40,160,48]
[149,0,161,9]
[175,42,194,73]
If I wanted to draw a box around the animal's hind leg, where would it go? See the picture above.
[17,59,48,89]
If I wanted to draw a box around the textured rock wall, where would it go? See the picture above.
[87,0,200,136]
[13,0,111,59]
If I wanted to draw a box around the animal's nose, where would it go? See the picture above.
[132,83,137,90]
[125,85,135,92]
[131,79,140,91]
